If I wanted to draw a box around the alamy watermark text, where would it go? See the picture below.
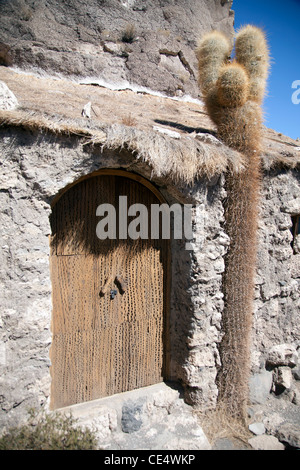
[292,80,300,104]
[96,196,205,250]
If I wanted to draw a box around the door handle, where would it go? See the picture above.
[115,275,127,294]
[99,274,127,297]
[99,274,113,297]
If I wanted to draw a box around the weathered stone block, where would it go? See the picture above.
[273,367,293,393]
[249,370,273,405]
[266,344,298,368]
[121,399,145,433]
[248,435,285,450]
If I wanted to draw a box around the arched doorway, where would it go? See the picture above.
[49,170,170,409]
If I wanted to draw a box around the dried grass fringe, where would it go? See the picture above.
[0,110,298,184]
[195,401,252,447]
[0,109,247,184]
[102,123,247,183]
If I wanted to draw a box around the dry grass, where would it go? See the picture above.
[195,403,252,447]
[0,109,106,139]
[121,113,138,127]
[262,150,300,170]
[103,123,246,183]
[1,107,298,188]
[0,66,298,175]
[0,66,209,133]
[121,23,136,44]
[0,109,247,183]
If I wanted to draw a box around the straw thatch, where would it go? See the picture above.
[0,66,299,184]
[0,108,246,184]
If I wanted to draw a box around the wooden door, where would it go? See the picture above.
[49,173,168,409]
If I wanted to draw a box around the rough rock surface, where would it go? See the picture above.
[0,126,227,430]
[248,394,300,449]
[0,80,18,110]
[0,0,234,98]
[248,422,266,436]
[0,1,300,450]
[57,383,212,450]
[249,369,273,405]
[251,169,300,375]
[266,344,298,368]
[248,435,285,451]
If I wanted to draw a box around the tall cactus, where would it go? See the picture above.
[196,26,270,421]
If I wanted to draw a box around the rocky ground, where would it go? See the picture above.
[245,343,300,450]
[58,366,300,451]
[57,383,213,451]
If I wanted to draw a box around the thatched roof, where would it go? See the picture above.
[0,66,299,184]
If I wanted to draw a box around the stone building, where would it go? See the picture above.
[0,0,299,449]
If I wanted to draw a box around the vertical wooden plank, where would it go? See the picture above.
[115,177,165,390]
[50,175,116,255]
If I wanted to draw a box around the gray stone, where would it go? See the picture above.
[273,367,293,394]
[253,170,300,376]
[255,394,300,449]
[292,366,300,381]
[249,422,266,436]
[266,344,298,368]
[81,101,91,118]
[248,435,285,450]
[121,399,145,433]
[249,370,273,404]
[1,123,300,430]
[292,383,300,405]
[0,80,18,110]
[0,0,234,98]
[276,423,300,449]
[293,235,300,254]
[212,438,251,450]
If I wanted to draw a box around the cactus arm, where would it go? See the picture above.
[196,31,232,97]
[235,25,270,103]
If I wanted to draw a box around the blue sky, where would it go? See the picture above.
[233,0,300,140]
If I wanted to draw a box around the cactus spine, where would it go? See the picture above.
[196,26,270,421]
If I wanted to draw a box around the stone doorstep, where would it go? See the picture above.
[56,382,171,422]
[55,382,211,450]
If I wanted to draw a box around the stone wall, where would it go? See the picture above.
[0,127,227,428]
[249,169,300,409]
[168,175,228,409]
[254,169,300,364]
[0,127,299,431]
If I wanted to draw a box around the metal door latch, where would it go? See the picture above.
[110,289,118,300]
[99,275,113,297]
[99,274,127,299]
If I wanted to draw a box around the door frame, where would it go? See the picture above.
[49,169,172,407]
[50,169,167,207]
